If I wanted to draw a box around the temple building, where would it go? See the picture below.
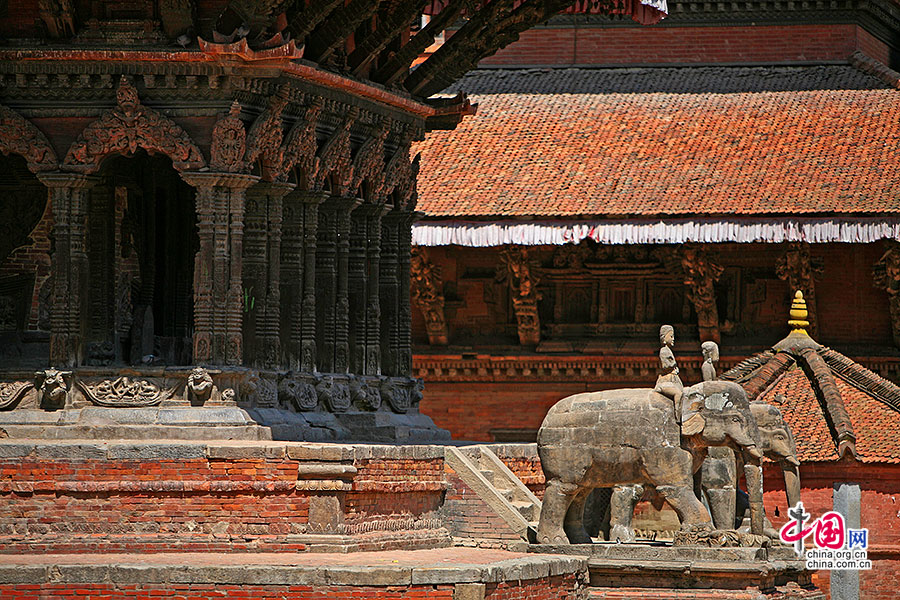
[0,0,666,441]
[410,5,900,442]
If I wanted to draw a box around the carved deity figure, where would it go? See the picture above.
[187,367,213,404]
[874,240,900,349]
[38,0,76,39]
[681,246,724,344]
[499,246,541,345]
[410,247,448,345]
[701,341,719,382]
[210,101,247,173]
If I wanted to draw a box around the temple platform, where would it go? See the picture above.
[0,548,588,599]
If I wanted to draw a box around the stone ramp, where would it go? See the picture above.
[0,548,587,599]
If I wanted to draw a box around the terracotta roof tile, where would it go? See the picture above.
[415,65,900,218]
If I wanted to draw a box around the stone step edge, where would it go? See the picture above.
[0,555,587,587]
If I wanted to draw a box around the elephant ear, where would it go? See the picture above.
[682,412,706,436]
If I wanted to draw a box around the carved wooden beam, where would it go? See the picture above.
[348,0,426,78]
[305,0,386,64]
[405,0,576,97]
[286,0,346,43]
[499,246,541,346]
[680,245,724,344]
[371,0,467,87]
[411,247,449,345]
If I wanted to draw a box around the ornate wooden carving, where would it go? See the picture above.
[210,101,247,173]
[874,240,900,349]
[500,246,541,346]
[364,209,384,375]
[376,130,415,202]
[286,0,344,42]
[38,0,76,39]
[397,212,415,375]
[245,87,288,181]
[348,208,369,374]
[304,0,385,64]
[159,0,195,39]
[0,104,58,173]
[182,172,258,365]
[348,0,424,77]
[64,76,206,174]
[281,100,323,187]
[380,211,401,375]
[350,118,390,197]
[681,245,724,343]
[314,109,357,195]
[410,247,448,345]
[776,242,823,337]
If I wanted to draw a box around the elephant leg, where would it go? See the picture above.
[609,484,643,542]
[537,478,579,545]
[706,486,736,530]
[644,448,711,530]
[564,487,593,544]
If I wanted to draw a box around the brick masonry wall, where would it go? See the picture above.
[479,24,863,66]
[0,189,51,332]
[0,444,448,554]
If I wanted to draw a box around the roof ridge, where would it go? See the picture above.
[797,347,857,459]
[720,349,775,382]
[849,51,900,91]
[820,347,900,415]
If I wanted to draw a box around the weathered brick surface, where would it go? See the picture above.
[441,464,521,541]
[0,447,447,553]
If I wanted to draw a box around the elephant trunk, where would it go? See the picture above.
[743,454,764,536]
[782,461,801,509]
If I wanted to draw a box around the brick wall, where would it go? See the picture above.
[0,443,448,554]
[479,24,864,66]
[0,197,51,331]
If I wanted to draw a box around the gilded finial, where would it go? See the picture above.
[788,290,810,337]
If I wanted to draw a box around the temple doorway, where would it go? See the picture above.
[87,152,197,366]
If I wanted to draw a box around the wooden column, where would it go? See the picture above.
[282,190,328,372]
[380,211,401,376]
[181,172,258,365]
[317,196,360,373]
[37,172,97,367]
[348,205,369,375]
[365,205,388,375]
[397,211,415,376]
[244,181,294,367]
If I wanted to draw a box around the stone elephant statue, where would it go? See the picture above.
[703,401,801,536]
[606,401,800,542]
[536,380,764,545]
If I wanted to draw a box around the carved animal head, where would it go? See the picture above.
[684,380,762,460]
[751,401,800,466]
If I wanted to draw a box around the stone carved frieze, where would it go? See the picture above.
[316,375,351,413]
[874,240,900,349]
[35,368,72,410]
[64,76,206,173]
[0,104,59,173]
[350,377,382,411]
[681,245,724,343]
[279,376,319,411]
[245,87,289,181]
[78,376,171,407]
[187,366,213,404]
[0,381,34,410]
[380,378,411,414]
[410,247,448,345]
[210,101,247,173]
[499,246,542,346]
[314,108,358,194]
[243,372,278,408]
[281,100,323,186]
[776,242,823,336]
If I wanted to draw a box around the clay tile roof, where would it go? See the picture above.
[414,64,900,219]
[721,321,900,464]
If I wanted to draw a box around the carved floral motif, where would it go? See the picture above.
[210,101,247,173]
[0,104,58,173]
[79,376,171,407]
[0,381,33,410]
[64,76,206,173]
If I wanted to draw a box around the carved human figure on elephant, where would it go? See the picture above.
[535,379,765,546]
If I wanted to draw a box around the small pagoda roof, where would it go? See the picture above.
[413,57,900,246]
[721,292,900,464]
